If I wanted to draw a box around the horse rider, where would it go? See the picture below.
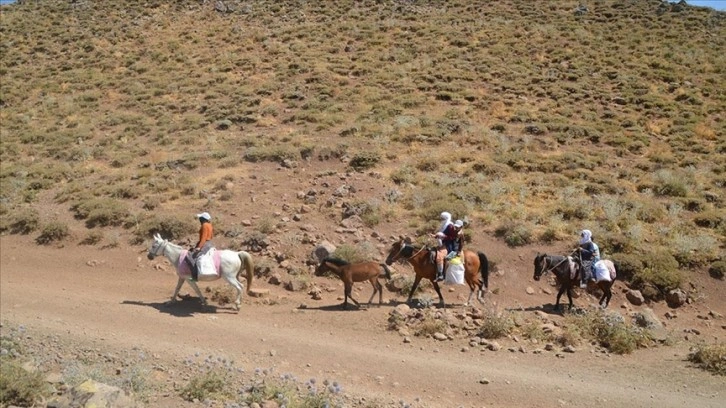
[186,212,214,281]
[444,219,465,259]
[432,212,453,282]
[578,229,600,288]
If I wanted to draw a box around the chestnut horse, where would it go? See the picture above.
[315,257,392,309]
[533,253,617,312]
[384,240,489,308]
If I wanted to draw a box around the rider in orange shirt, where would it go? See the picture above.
[186,212,214,281]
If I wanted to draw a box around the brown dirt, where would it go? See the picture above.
[2,227,725,407]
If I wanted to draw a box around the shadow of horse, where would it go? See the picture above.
[298,299,401,312]
[121,296,238,317]
[512,304,586,316]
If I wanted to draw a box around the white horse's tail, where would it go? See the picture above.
[238,251,254,294]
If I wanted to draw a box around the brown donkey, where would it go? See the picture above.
[315,257,392,309]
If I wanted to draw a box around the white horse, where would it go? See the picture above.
[147,233,254,311]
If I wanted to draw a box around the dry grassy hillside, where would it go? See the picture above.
[1,0,724,294]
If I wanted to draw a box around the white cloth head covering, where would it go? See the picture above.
[437,212,452,233]
[454,220,464,228]
[579,229,592,245]
[196,212,211,221]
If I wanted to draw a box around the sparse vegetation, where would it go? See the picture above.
[565,311,653,355]
[688,342,726,376]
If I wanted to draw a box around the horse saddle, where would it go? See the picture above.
[180,248,222,279]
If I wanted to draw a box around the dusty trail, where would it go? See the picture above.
[1,236,723,407]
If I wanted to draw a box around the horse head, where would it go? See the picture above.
[385,240,416,266]
[147,233,166,260]
[533,253,547,281]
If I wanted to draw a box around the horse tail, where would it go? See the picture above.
[380,263,392,280]
[477,252,489,290]
[238,251,254,294]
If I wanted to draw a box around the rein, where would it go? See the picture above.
[539,250,579,277]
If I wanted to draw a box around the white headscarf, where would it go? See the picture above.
[579,229,592,245]
[437,212,452,234]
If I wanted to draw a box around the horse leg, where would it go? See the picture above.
[603,283,613,308]
[344,283,360,309]
[555,285,566,312]
[169,278,184,303]
[187,280,207,305]
[367,278,382,306]
[566,285,574,311]
[432,282,446,309]
[407,276,423,304]
[223,274,244,311]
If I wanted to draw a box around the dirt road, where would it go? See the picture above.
[1,236,723,407]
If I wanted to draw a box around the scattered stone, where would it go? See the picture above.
[563,345,577,353]
[479,378,490,384]
[526,286,535,295]
[433,333,448,341]
[487,342,501,351]
[666,289,687,308]
[626,289,645,306]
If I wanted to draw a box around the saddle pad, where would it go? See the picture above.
[567,256,578,280]
[178,249,222,280]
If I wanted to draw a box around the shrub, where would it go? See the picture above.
[693,210,724,229]
[35,221,70,245]
[688,342,726,376]
[477,311,514,339]
[79,231,103,246]
[632,253,684,300]
[333,243,377,263]
[495,222,533,247]
[610,253,642,282]
[71,198,130,227]
[709,261,726,280]
[566,311,653,354]
[131,215,195,244]
[180,369,230,402]
[0,361,51,407]
[3,208,40,234]
[348,151,381,171]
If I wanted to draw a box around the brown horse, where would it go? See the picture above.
[315,257,392,309]
[533,253,617,312]
[384,240,489,308]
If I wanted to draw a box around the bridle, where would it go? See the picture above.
[148,239,168,258]
[391,242,426,262]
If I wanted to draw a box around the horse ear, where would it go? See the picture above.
[153,233,161,240]
[403,236,413,244]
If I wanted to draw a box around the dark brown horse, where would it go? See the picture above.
[384,240,489,308]
[533,253,579,312]
[533,253,617,312]
[315,257,392,309]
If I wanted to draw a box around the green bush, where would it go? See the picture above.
[709,261,726,280]
[495,222,533,247]
[71,198,130,227]
[180,369,230,402]
[348,151,381,171]
[610,253,642,282]
[131,215,195,244]
[477,311,514,339]
[688,342,726,376]
[35,221,70,245]
[0,361,51,407]
[3,208,40,234]
[566,311,653,354]
[693,210,724,229]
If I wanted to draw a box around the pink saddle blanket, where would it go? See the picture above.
[177,249,222,279]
